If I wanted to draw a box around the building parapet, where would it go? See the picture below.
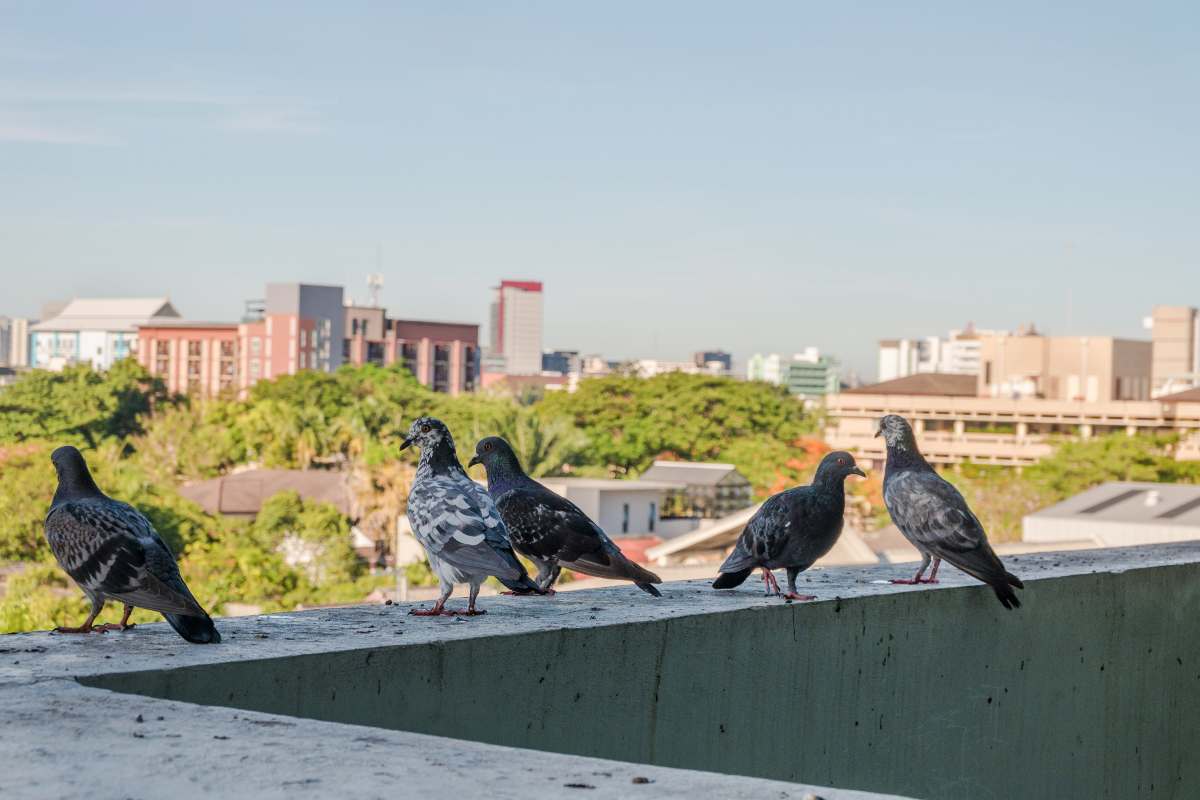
[3,543,1198,799]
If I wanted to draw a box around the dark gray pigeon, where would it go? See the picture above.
[43,446,221,643]
[402,418,543,615]
[469,436,663,596]
[877,414,1024,609]
[712,451,865,599]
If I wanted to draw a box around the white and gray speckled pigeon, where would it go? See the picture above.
[713,451,865,599]
[469,436,663,596]
[43,446,221,642]
[402,418,543,616]
[877,414,1024,609]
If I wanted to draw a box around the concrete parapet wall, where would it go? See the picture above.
[4,543,1199,799]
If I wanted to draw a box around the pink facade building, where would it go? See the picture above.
[138,283,478,398]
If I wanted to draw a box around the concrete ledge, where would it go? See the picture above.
[4,542,1200,799]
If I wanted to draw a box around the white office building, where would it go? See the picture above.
[29,298,181,370]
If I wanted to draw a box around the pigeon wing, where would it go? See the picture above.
[407,475,524,581]
[45,500,205,617]
[495,485,607,564]
[884,470,1010,583]
[719,493,792,573]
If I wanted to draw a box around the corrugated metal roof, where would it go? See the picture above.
[1027,482,1200,526]
[31,297,180,332]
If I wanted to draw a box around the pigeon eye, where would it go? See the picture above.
[484,442,492,451]
[421,425,431,433]
[838,458,845,465]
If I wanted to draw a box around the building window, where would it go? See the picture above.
[649,502,656,533]
[367,341,385,365]
[622,503,630,534]
[249,359,261,380]
[463,346,478,392]
[351,319,359,336]
[400,342,419,377]
[299,352,307,370]
[250,337,261,356]
[218,340,236,391]
[433,344,450,392]
[154,340,170,376]
[186,341,202,392]
[342,339,351,359]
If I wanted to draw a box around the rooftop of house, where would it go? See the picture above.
[843,372,979,397]
[30,297,181,332]
[640,461,750,487]
[1160,386,1200,403]
[539,477,684,492]
[1025,481,1200,527]
[178,469,352,517]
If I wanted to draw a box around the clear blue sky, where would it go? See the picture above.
[2,2,1197,378]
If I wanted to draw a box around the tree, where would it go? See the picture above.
[1026,434,1200,498]
[0,359,172,448]
[539,373,816,485]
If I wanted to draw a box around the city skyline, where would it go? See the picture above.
[4,3,1199,375]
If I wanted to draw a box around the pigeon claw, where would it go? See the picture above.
[93,623,136,632]
[53,625,104,634]
[917,578,939,584]
[782,593,817,602]
[888,579,922,585]
[408,607,449,617]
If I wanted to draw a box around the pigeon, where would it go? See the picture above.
[43,446,221,643]
[402,418,544,615]
[469,436,664,597]
[877,414,1024,609]
[712,451,865,599]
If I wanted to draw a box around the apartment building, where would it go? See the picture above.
[877,324,1009,382]
[0,316,31,367]
[1149,305,1200,397]
[978,334,1152,402]
[344,305,479,395]
[139,283,478,398]
[488,280,543,375]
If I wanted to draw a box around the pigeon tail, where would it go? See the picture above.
[165,612,222,644]
[990,580,1022,611]
[712,567,754,590]
[497,573,547,595]
[635,582,662,597]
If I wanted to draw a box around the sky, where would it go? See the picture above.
[2,2,1198,379]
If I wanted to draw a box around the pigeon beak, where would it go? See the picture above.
[850,466,867,478]
[399,436,415,452]
[467,455,482,468]
[874,423,883,439]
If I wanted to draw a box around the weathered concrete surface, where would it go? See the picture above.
[2,681,896,800]
[3,543,1199,799]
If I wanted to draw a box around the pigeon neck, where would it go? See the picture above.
[52,468,104,507]
[813,468,847,492]
[418,439,465,477]
[485,454,528,494]
[884,437,930,474]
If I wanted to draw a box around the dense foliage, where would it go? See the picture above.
[0,361,819,632]
[6,358,1192,633]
